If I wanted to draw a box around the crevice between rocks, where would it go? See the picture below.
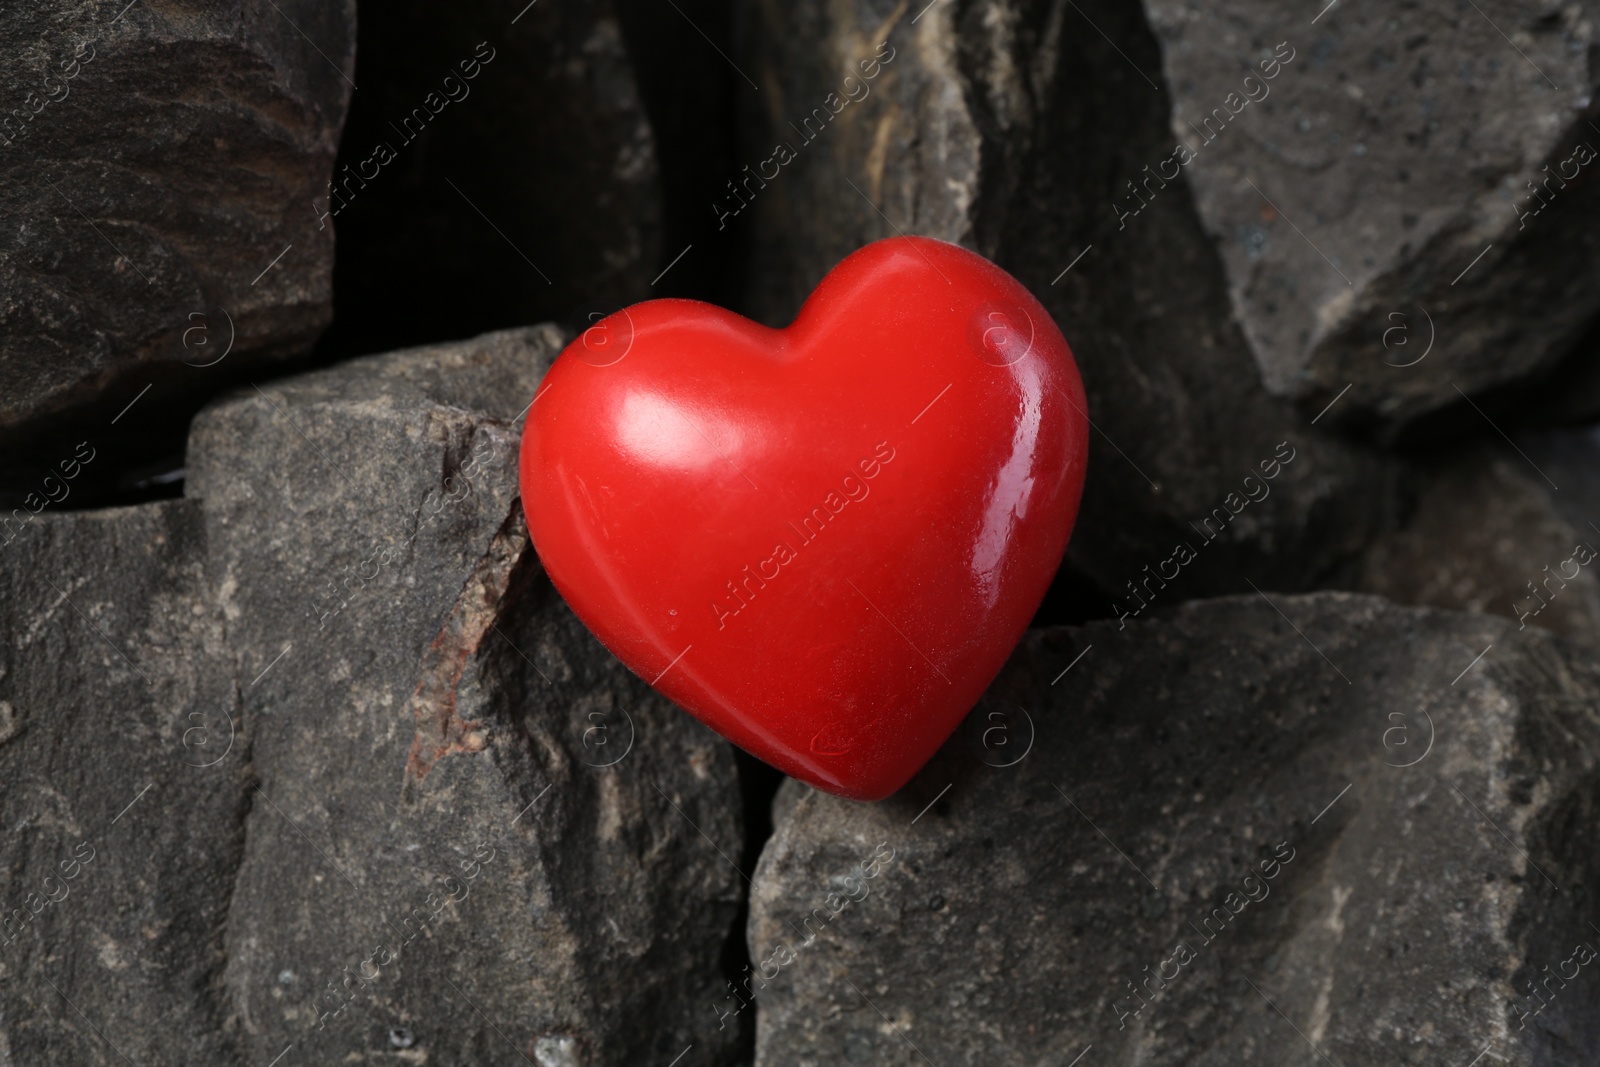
[717,751,785,1063]
[402,502,536,796]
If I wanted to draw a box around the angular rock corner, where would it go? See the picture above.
[749,594,1600,1065]
[0,0,356,443]
[1142,0,1600,437]
[0,328,749,1065]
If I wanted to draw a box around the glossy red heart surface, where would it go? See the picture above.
[519,237,1089,800]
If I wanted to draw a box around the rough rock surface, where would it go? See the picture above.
[317,0,662,357]
[185,326,747,1065]
[750,594,1600,1065]
[739,0,1400,605]
[1141,0,1600,436]
[0,326,749,1066]
[0,500,245,1065]
[0,0,355,442]
[1358,437,1600,642]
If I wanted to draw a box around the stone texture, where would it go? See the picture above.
[0,0,355,441]
[750,594,1600,1065]
[1141,0,1600,437]
[187,326,747,1065]
[1357,436,1600,643]
[739,0,1400,606]
[0,499,245,1065]
[8,3,1600,1064]
[0,326,750,1066]
[316,0,662,358]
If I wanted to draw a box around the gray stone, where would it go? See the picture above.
[0,326,750,1065]
[750,593,1600,1065]
[1141,0,1600,437]
[0,499,245,1065]
[0,0,355,439]
[739,0,1400,605]
[1357,436,1600,643]
[187,326,748,1065]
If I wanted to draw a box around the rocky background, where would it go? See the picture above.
[1,0,1598,1064]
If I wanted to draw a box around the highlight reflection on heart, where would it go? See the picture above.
[520,236,1089,800]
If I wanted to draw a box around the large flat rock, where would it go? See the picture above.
[0,499,245,1065]
[0,326,751,1065]
[186,326,749,1065]
[1143,0,1600,437]
[750,593,1600,1065]
[0,0,355,442]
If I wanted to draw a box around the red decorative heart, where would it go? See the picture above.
[520,237,1088,800]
